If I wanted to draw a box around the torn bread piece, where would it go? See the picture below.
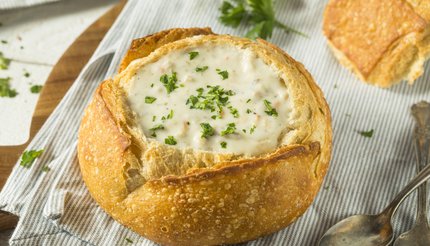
[323,0,430,88]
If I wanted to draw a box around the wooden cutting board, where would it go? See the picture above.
[0,0,126,231]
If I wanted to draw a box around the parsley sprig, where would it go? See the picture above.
[219,0,306,39]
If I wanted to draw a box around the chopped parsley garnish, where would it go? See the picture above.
[30,85,43,93]
[242,129,247,133]
[41,165,50,172]
[1,40,7,44]
[188,51,199,60]
[150,83,154,88]
[186,85,235,118]
[221,123,236,136]
[228,105,239,118]
[216,69,229,80]
[195,66,208,72]
[246,109,252,114]
[160,72,179,94]
[149,124,164,137]
[250,125,256,134]
[161,110,174,121]
[165,136,177,145]
[263,99,278,117]
[246,99,251,103]
[220,141,227,148]
[218,0,306,39]
[145,96,157,104]
[0,52,11,70]
[125,238,133,244]
[20,149,44,168]
[150,124,165,131]
[24,70,30,77]
[152,115,156,122]
[200,123,215,138]
[357,129,374,138]
[0,77,17,97]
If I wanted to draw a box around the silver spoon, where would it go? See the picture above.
[319,106,430,246]
[394,101,430,246]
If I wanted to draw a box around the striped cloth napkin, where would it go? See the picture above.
[0,0,59,9]
[1,0,430,245]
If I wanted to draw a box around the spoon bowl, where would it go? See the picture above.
[319,214,393,246]
[394,222,430,246]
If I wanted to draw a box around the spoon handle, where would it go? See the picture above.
[382,152,430,217]
[412,101,430,224]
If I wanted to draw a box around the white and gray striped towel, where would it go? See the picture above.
[0,0,59,10]
[1,0,430,245]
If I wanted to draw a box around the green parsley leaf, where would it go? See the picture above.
[242,129,247,133]
[200,123,215,138]
[160,72,179,94]
[41,165,50,172]
[0,77,17,97]
[263,99,278,116]
[165,136,177,145]
[219,1,247,27]
[1,40,7,44]
[167,109,174,119]
[357,129,374,138]
[0,52,11,70]
[219,0,306,40]
[23,70,30,77]
[228,105,239,118]
[150,83,154,88]
[152,115,156,122]
[189,51,199,60]
[250,124,256,134]
[145,96,157,104]
[30,85,43,94]
[221,123,236,136]
[246,99,251,103]
[216,69,229,80]
[220,141,227,148]
[246,109,252,114]
[150,124,164,131]
[195,66,208,72]
[20,149,44,168]
[125,238,133,244]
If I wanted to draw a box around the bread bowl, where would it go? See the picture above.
[323,0,430,88]
[77,27,332,245]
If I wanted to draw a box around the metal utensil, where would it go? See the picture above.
[319,102,430,246]
[394,101,430,246]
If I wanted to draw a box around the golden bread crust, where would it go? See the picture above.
[78,28,332,245]
[323,0,430,87]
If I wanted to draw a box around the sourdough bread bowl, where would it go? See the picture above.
[78,27,332,245]
[323,0,430,88]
